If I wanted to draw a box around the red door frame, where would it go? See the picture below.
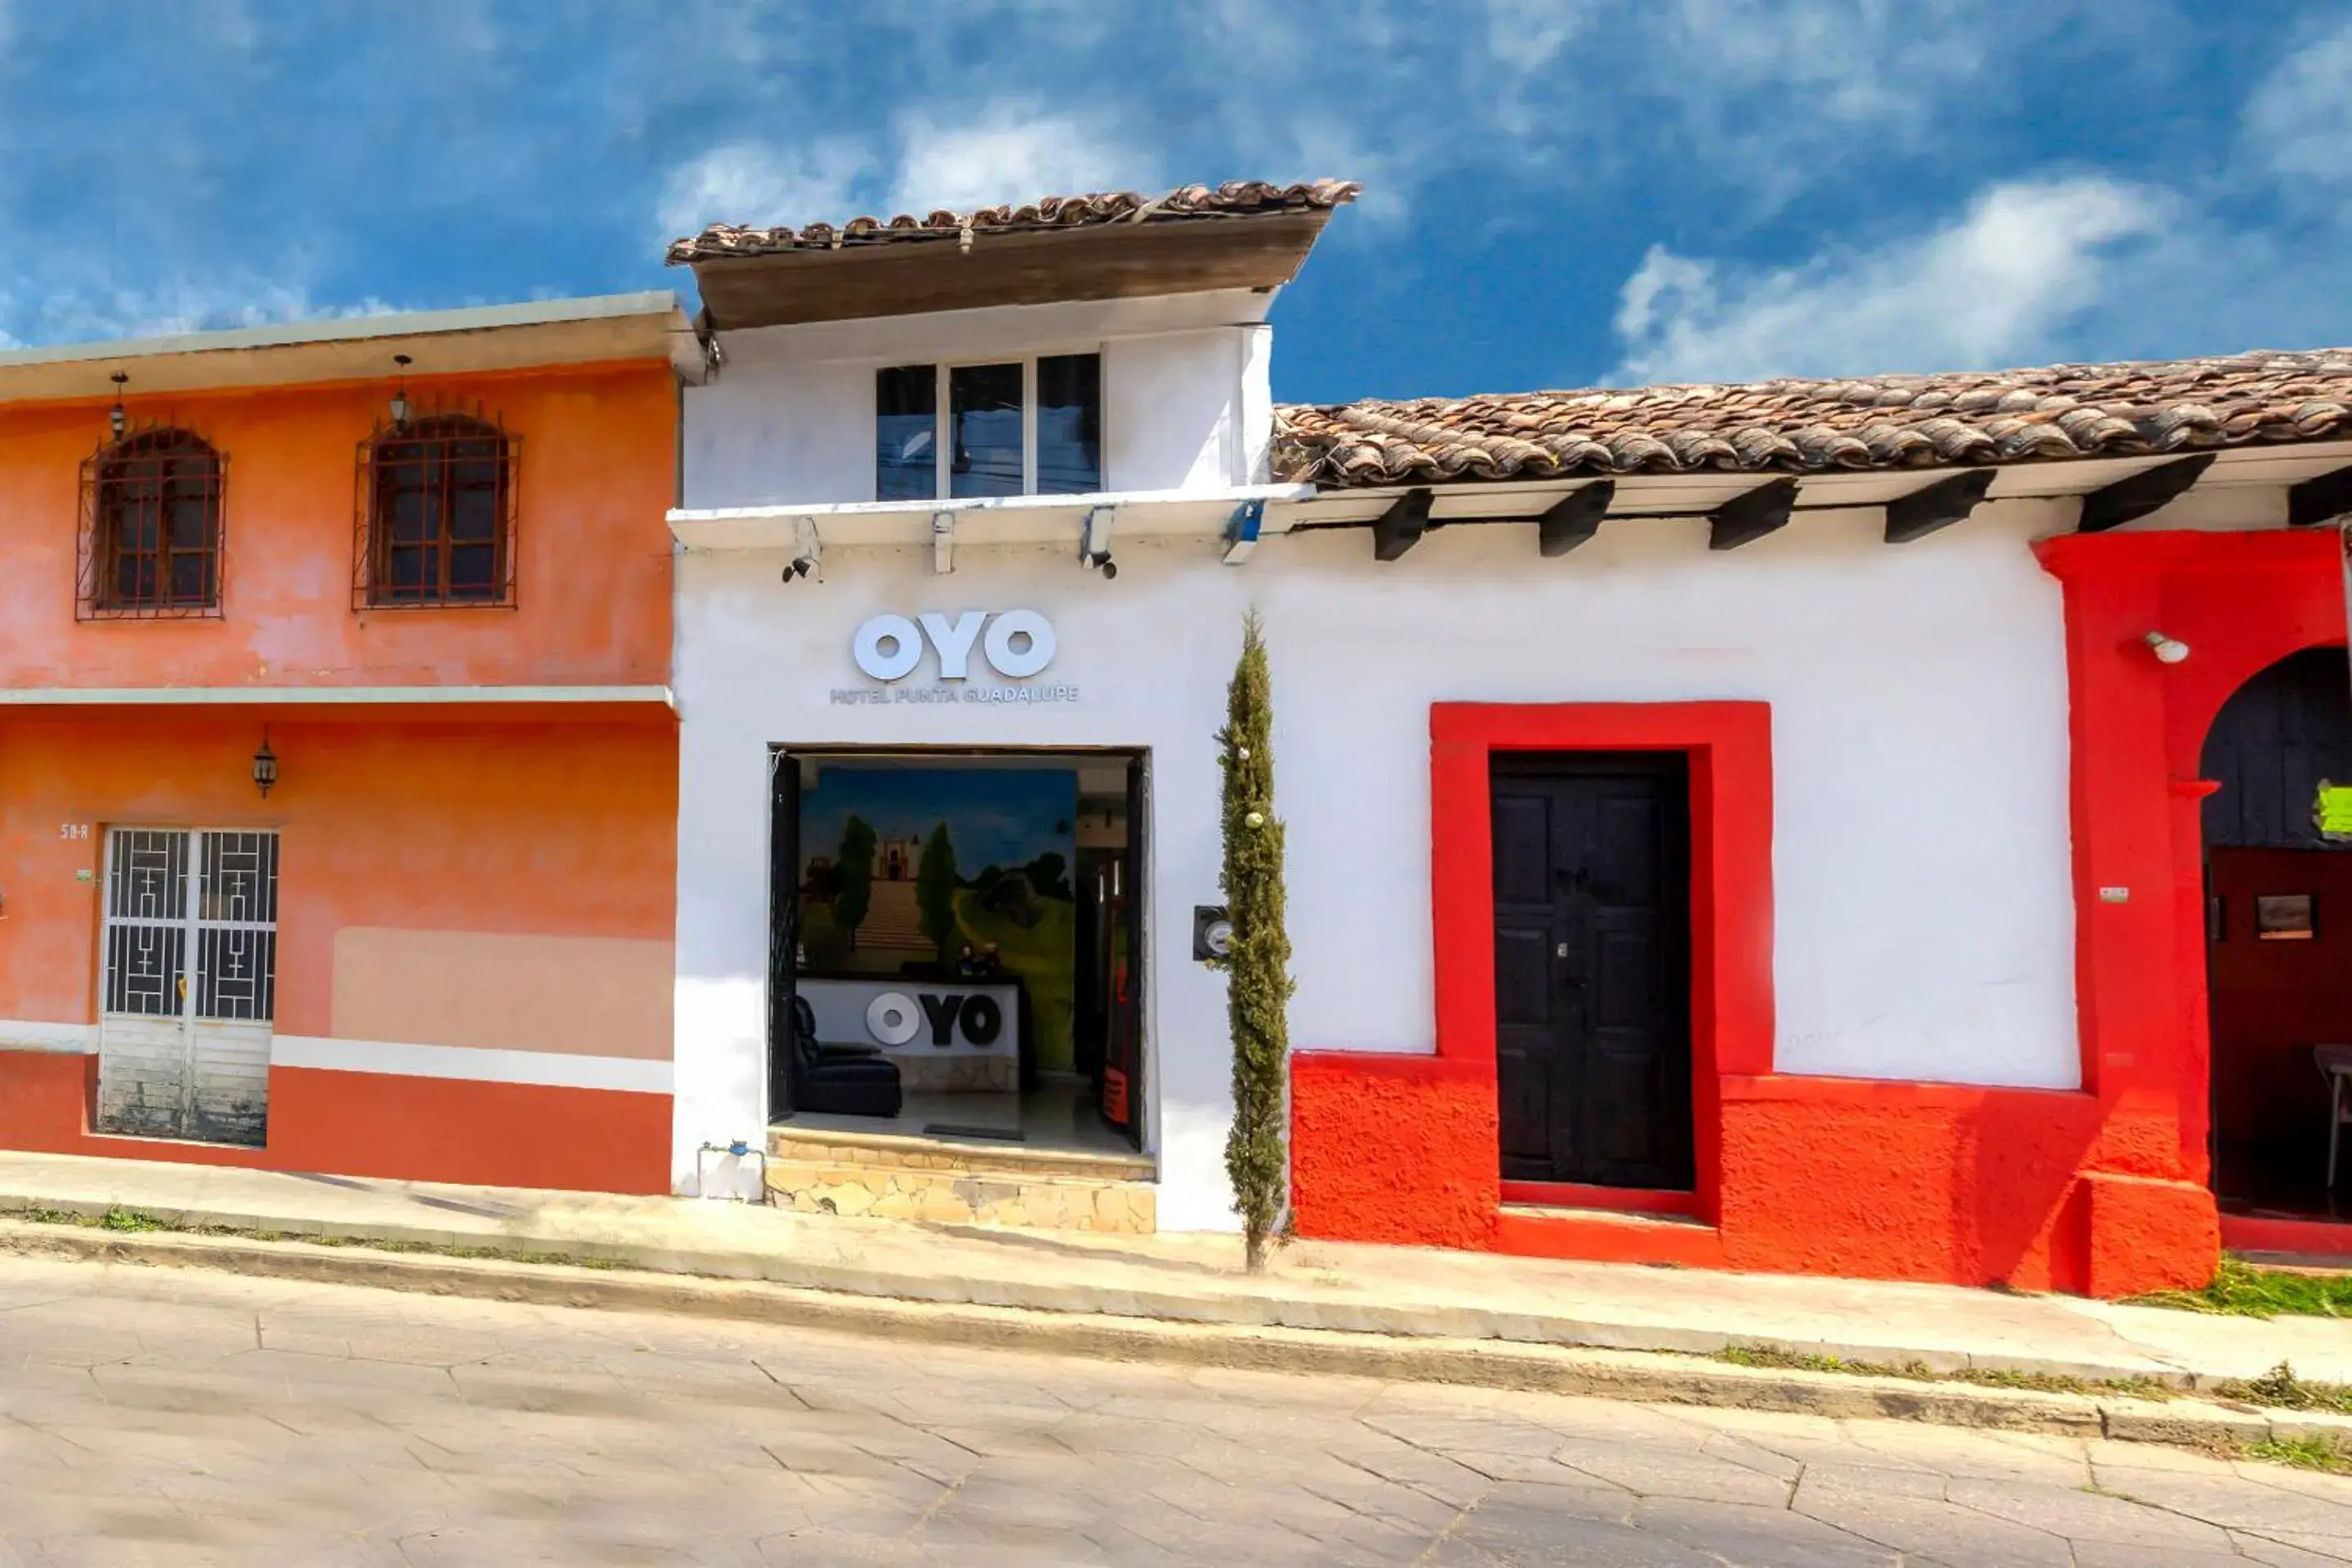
[2034,528,2350,1254]
[1430,702,1775,1223]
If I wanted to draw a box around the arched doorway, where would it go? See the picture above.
[2201,644,2352,1223]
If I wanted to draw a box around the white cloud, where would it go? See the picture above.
[656,137,877,238]
[888,103,1150,213]
[2244,17,2352,185]
[1608,176,2168,383]
[653,102,1152,247]
[0,274,406,349]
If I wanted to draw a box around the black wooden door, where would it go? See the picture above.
[1492,754,1694,1189]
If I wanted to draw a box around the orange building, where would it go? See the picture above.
[0,296,697,1192]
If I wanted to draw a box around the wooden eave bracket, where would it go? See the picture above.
[1883,468,1997,544]
[2077,453,2215,533]
[2288,464,2352,528]
[1708,478,1799,551]
[1371,488,1435,562]
[1537,481,1615,557]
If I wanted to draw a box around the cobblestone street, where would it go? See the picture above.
[0,1254,2343,1566]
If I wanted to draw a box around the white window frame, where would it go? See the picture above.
[880,350,1106,501]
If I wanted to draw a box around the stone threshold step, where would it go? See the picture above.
[768,1123,1155,1184]
[766,1157,1157,1235]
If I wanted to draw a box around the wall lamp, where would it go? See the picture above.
[108,372,128,441]
[2144,631,2191,666]
[252,728,278,798]
[390,354,413,430]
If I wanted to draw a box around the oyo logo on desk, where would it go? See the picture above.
[865,991,1005,1049]
[836,609,1078,706]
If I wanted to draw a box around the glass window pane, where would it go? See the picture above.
[165,492,211,550]
[1036,354,1102,494]
[448,544,496,595]
[169,550,208,602]
[875,365,937,501]
[449,482,497,543]
[388,544,432,592]
[949,363,1023,499]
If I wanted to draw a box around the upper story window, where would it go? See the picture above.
[875,354,1102,502]
[354,411,519,609]
[78,429,225,620]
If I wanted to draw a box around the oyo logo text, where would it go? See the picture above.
[864,991,1006,1049]
[853,609,1054,683]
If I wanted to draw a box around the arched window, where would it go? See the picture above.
[81,430,224,617]
[358,412,517,608]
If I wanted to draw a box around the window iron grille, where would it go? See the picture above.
[76,427,227,621]
[351,408,519,610]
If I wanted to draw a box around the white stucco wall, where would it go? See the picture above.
[683,290,1273,510]
[670,501,2082,1229]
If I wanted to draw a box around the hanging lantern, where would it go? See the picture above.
[390,354,412,430]
[252,729,278,798]
[108,372,128,441]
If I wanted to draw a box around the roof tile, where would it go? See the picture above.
[1272,350,2352,487]
[667,179,1360,265]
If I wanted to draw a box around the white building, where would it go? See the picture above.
[664,180,2352,1295]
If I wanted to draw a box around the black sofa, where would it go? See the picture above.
[785,995,903,1119]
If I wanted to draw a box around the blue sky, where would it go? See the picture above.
[5,2,2348,403]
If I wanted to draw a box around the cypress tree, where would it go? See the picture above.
[1218,612,1293,1272]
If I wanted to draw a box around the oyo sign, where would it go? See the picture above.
[853,609,1054,683]
[864,990,1006,1049]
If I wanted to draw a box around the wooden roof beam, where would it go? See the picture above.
[1537,481,1615,557]
[1371,488,1434,561]
[2077,454,2215,533]
[1884,469,1996,544]
[1708,478,1799,551]
[2289,464,2352,528]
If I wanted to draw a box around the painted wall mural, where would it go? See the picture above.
[797,765,1080,1072]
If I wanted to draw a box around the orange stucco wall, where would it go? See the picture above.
[0,361,676,690]
[0,709,677,1190]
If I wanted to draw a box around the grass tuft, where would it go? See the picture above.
[5,1204,621,1272]
[1715,1343,2175,1401]
[2215,1361,2352,1416]
[2247,1435,2352,1474]
[2128,1258,2352,1320]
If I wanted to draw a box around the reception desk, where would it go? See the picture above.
[797,974,1026,1094]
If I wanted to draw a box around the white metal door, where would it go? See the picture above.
[96,828,278,1145]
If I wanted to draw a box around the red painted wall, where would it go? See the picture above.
[0,1052,669,1193]
[0,362,677,693]
[1287,557,2336,1298]
[2038,529,2347,1189]
[0,706,676,1194]
[1290,1052,1497,1249]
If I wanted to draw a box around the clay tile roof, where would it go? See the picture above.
[666,179,1361,265]
[1271,350,2352,488]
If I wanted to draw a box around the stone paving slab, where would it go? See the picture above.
[0,1253,2345,1567]
[0,1147,2339,1391]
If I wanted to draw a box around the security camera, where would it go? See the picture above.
[784,519,822,584]
[1079,506,1116,579]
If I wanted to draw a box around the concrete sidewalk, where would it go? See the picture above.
[0,1149,2332,1391]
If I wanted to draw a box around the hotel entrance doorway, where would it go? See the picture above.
[768,746,1147,1159]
